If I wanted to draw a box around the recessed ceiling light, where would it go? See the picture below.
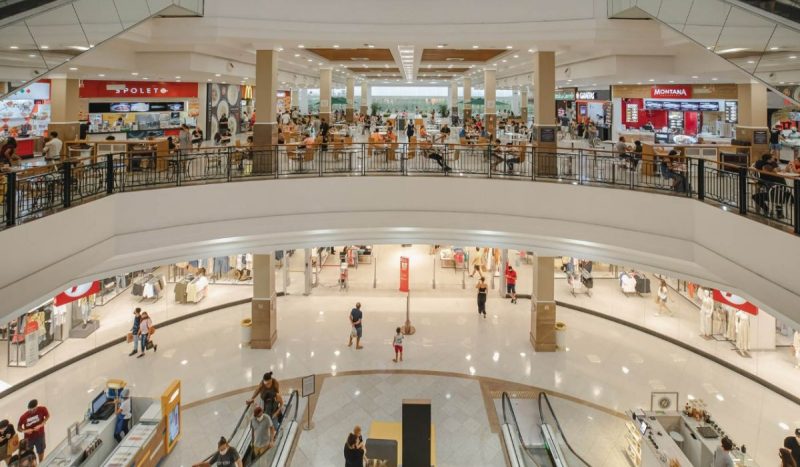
[333,44,340,48]
[637,82,642,85]
[711,77,718,81]
[528,49,535,53]
[747,60,755,64]
[142,77,149,80]
[207,78,212,81]
[780,81,786,84]
[506,45,513,49]
[669,80,674,83]
[770,46,779,50]
[367,44,375,48]
[131,72,139,76]
[298,44,305,48]
[617,81,623,84]
[472,45,479,49]
[513,54,519,58]
[69,67,78,71]
[436,44,446,48]
[275,47,283,52]
[318,62,323,65]
[215,73,221,77]
[648,78,655,82]
[692,75,699,79]
[567,79,572,82]
[175,76,181,79]
[28,54,36,57]
[40,45,49,49]
[9,46,18,50]
[294,53,300,57]
[501,59,507,63]
[791,56,798,59]
[98,73,105,77]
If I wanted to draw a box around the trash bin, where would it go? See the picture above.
[241,318,252,344]
[554,322,567,349]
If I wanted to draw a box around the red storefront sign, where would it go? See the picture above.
[712,289,758,315]
[79,80,198,98]
[399,257,409,292]
[651,85,692,99]
[54,281,101,306]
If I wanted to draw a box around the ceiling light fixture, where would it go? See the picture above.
[175,76,181,79]
[711,77,718,81]
[9,46,18,50]
[367,44,375,48]
[716,47,746,54]
[98,73,105,77]
[294,53,300,57]
[648,78,655,82]
[131,72,139,76]
[298,44,305,48]
[28,54,36,57]
[506,45,513,49]
[215,73,221,77]
[472,45,479,49]
[770,46,779,50]
[333,44,340,48]
[40,45,49,49]
[69,67,78,71]
[691,75,699,79]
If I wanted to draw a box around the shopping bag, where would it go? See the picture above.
[7,433,19,456]
[145,340,155,350]
[126,332,133,343]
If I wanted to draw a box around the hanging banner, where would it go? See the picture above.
[399,257,409,292]
[54,281,101,306]
[712,289,758,315]
[79,80,198,98]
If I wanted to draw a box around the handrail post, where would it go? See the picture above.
[697,159,705,201]
[578,149,583,185]
[531,147,536,181]
[62,161,72,209]
[794,178,800,235]
[488,142,493,178]
[105,154,114,195]
[738,167,747,215]
[227,147,232,182]
[5,172,16,227]
[176,150,182,187]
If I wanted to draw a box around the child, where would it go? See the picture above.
[392,327,404,363]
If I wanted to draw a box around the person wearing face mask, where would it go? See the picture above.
[250,407,272,455]
[195,437,241,467]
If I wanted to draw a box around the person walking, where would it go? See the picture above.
[129,308,142,356]
[505,265,518,304]
[114,388,132,442]
[469,248,484,278]
[136,311,157,358]
[17,399,49,462]
[347,302,364,349]
[406,121,415,140]
[476,277,488,319]
[392,327,404,363]
[656,279,671,316]
[343,426,365,467]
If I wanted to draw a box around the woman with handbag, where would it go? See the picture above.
[136,311,157,358]
[0,419,17,465]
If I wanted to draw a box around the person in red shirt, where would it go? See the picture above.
[18,399,49,461]
[505,265,518,304]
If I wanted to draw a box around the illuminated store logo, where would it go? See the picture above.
[115,86,169,95]
[651,85,692,98]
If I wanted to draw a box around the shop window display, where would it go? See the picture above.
[5,302,66,367]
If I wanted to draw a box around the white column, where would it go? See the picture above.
[463,78,472,121]
[319,67,332,122]
[484,67,497,136]
[346,77,355,122]
[360,82,369,115]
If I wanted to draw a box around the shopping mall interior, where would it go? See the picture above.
[2,0,800,466]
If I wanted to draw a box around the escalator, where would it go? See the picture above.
[609,0,800,105]
[202,390,300,467]
[0,0,203,98]
[500,392,592,467]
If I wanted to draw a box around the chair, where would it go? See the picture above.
[407,140,417,160]
[387,142,398,161]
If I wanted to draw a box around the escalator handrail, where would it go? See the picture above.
[201,399,256,462]
[501,392,545,466]
[537,393,592,466]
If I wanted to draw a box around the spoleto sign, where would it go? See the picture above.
[651,85,692,99]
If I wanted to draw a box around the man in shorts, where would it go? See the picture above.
[18,399,49,461]
[347,302,364,349]
[505,265,518,304]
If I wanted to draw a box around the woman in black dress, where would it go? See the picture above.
[476,277,488,319]
[344,426,365,467]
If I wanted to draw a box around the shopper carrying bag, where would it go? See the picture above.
[136,311,158,358]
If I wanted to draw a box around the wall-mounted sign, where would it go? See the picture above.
[651,85,692,99]
[725,101,738,123]
[576,91,596,100]
[555,90,576,100]
[7,82,50,101]
[89,102,185,113]
[79,80,198,98]
[753,129,768,145]
[540,127,557,143]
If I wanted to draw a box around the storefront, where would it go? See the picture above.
[575,89,612,140]
[80,80,200,140]
[0,81,51,157]
[555,88,575,121]
[613,84,739,143]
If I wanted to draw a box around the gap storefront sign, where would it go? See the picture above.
[651,85,692,99]
[79,80,199,98]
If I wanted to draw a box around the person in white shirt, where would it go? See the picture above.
[43,132,62,161]
[114,388,132,441]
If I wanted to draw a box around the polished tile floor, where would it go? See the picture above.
[293,374,505,467]
[0,291,796,466]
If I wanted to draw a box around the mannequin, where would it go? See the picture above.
[699,289,714,337]
[793,331,800,368]
[735,311,750,352]
[724,304,737,341]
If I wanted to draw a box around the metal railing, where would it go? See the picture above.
[2,144,799,236]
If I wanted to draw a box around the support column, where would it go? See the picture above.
[533,52,558,175]
[48,78,81,146]
[360,82,369,116]
[520,88,529,123]
[449,82,458,122]
[530,255,556,352]
[463,78,472,122]
[319,67,332,123]
[298,89,309,114]
[484,68,497,138]
[346,77,355,123]
[499,249,509,297]
[303,248,313,296]
[251,254,277,349]
[736,82,769,164]
[253,50,279,173]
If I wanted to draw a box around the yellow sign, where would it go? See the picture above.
[160,380,181,454]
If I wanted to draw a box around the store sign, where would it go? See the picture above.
[651,85,692,99]
[713,289,758,315]
[576,91,596,100]
[79,80,198,98]
[555,90,575,100]
[399,257,409,292]
[54,281,101,306]
[8,82,50,101]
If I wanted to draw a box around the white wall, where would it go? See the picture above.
[0,177,798,327]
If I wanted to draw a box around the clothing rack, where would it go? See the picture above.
[131,274,165,302]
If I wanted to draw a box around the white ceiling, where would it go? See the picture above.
[26,0,756,90]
